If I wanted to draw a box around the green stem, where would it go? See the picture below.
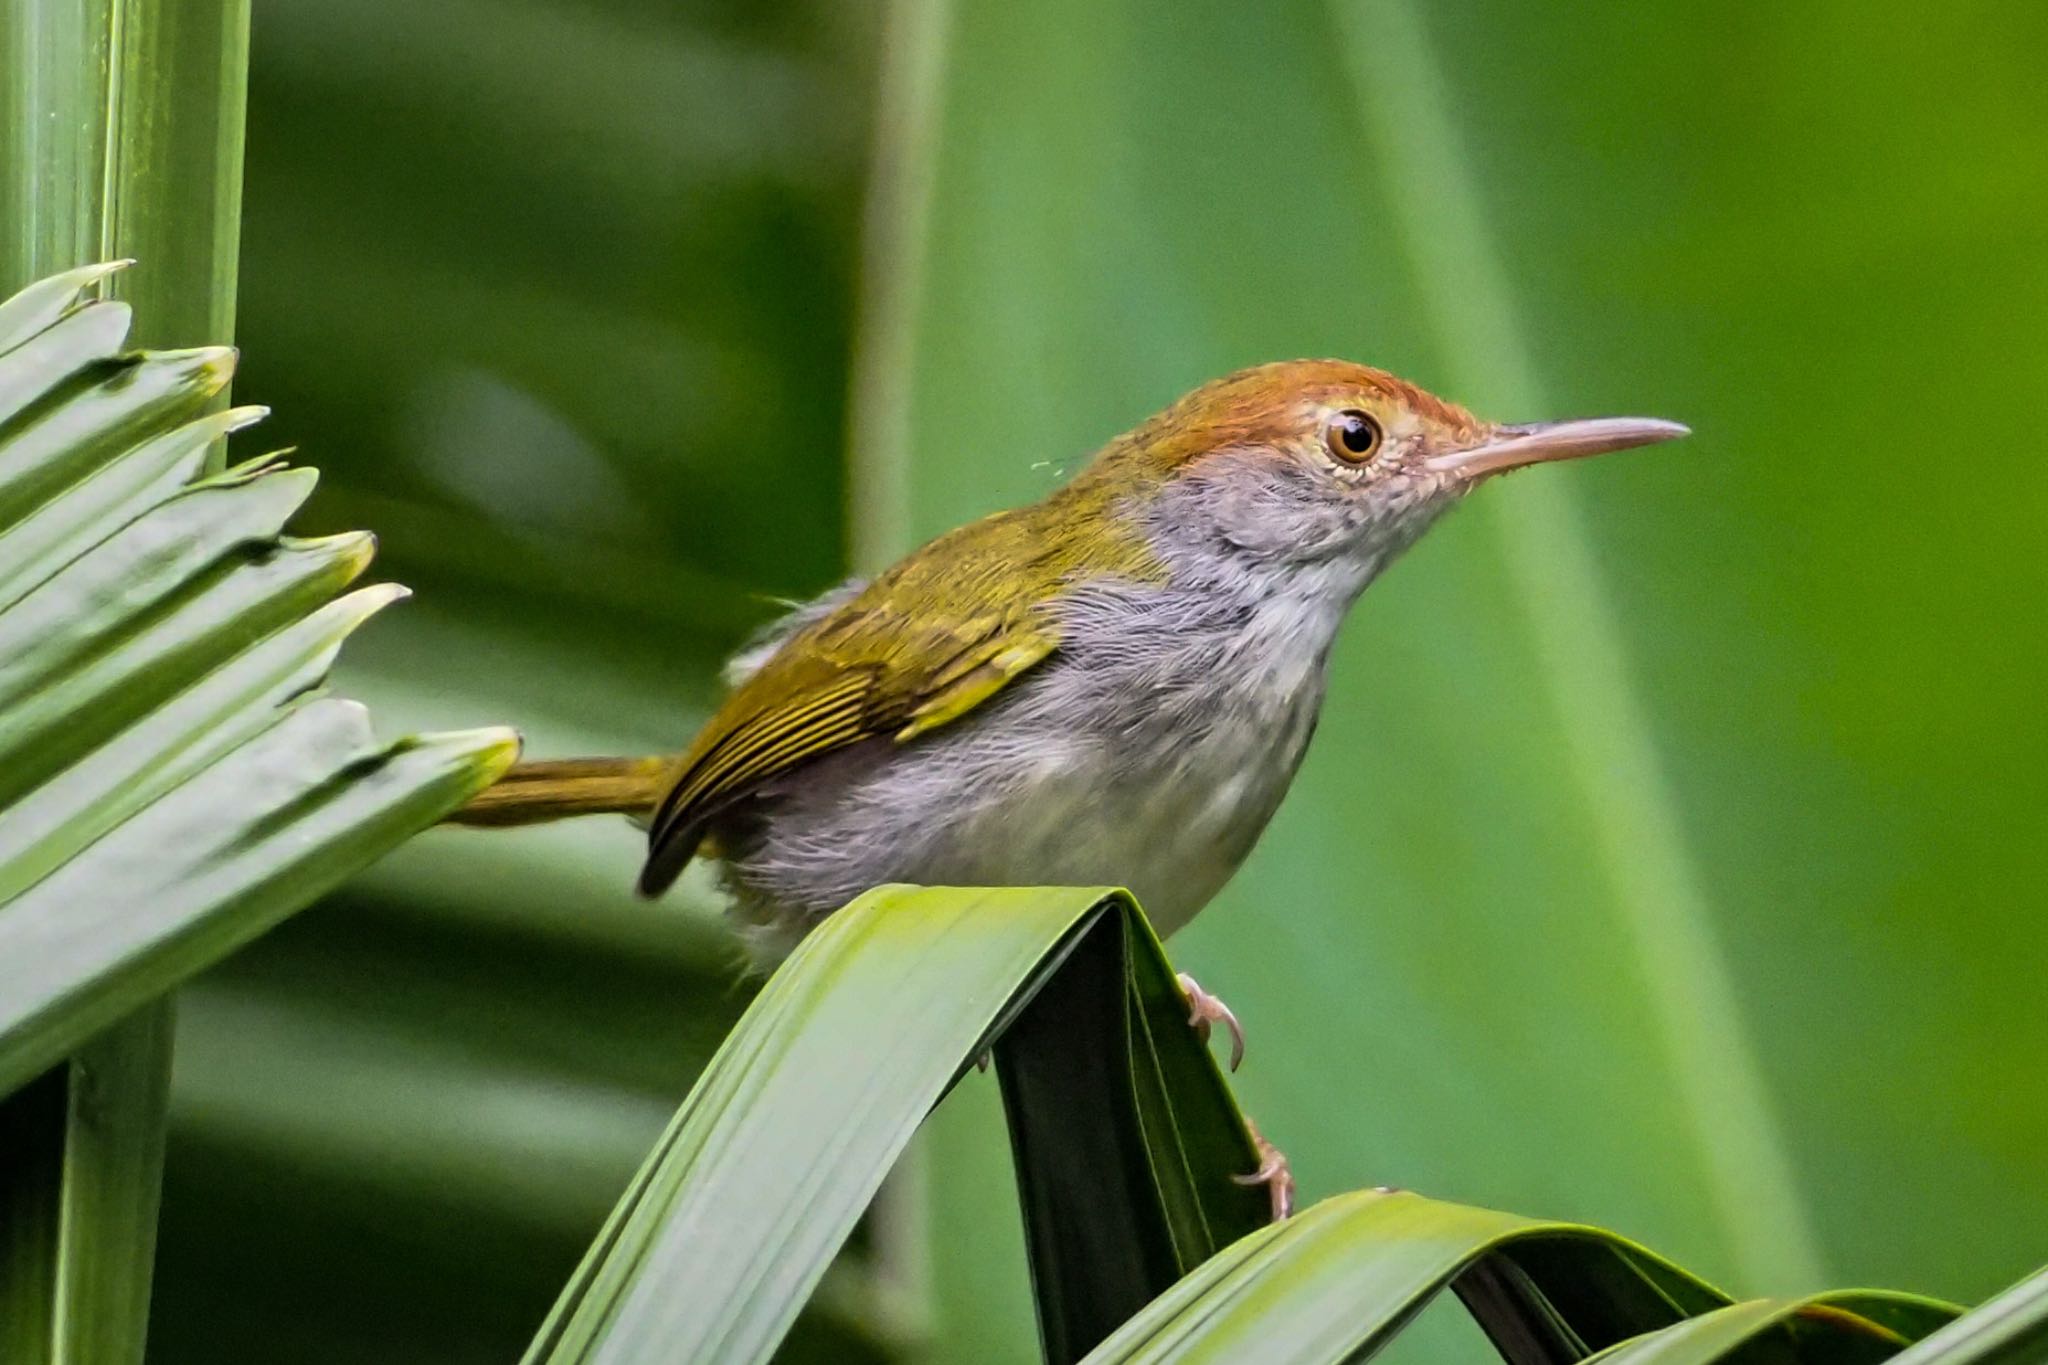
[1,0,251,352]
[50,1011,177,1365]
[845,0,953,573]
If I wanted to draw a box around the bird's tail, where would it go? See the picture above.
[449,755,668,827]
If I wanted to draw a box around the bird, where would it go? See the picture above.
[455,358,1687,1217]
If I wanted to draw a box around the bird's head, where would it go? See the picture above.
[1080,359,1687,593]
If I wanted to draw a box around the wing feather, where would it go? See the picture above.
[636,494,1165,897]
[636,602,1057,896]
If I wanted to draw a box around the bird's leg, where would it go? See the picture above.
[1173,974,1289,1220]
[1176,972,1246,1072]
[1233,1116,1296,1222]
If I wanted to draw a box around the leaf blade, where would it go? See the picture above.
[1888,1270,2048,1365]
[1081,1190,1732,1365]
[526,885,1270,1365]
[996,906,1266,1362]
[526,885,1118,1364]
[1584,1292,1958,1364]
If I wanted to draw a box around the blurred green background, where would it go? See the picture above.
[145,0,2048,1360]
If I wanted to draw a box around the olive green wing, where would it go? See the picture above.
[635,594,1058,897]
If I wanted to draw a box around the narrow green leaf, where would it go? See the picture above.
[997,906,1266,1362]
[4,7,254,1360]
[0,525,370,803]
[1470,1233,1730,1359]
[0,466,318,712]
[1586,1293,1958,1364]
[0,404,264,612]
[0,585,407,902]
[0,343,234,526]
[0,2,249,357]
[0,302,132,430]
[1451,1237,1711,1365]
[1887,1270,2048,1365]
[525,885,1266,1365]
[0,5,115,294]
[0,710,515,1096]
[90,0,253,356]
[0,263,128,358]
[525,886,1116,1364]
[1081,1190,1729,1364]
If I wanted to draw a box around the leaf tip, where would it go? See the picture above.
[440,726,526,785]
[64,258,133,291]
[332,529,380,582]
[198,344,239,393]
[319,582,411,642]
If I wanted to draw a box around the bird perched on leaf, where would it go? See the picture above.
[456,359,1687,1218]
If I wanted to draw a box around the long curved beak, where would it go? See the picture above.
[1424,416,1690,482]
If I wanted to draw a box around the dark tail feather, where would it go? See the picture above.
[448,756,667,827]
[635,813,709,898]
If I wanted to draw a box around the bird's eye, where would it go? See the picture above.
[1324,410,1383,463]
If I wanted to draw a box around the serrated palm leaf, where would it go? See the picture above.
[0,264,517,1360]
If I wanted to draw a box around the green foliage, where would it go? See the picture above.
[0,269,514,1088]
[0,266,515,1360]
[4,9,274,1360]
[503,882,2040,1365]
[524,887,1260,1363]
[1887,1272,2048,1365]
[1583,1294,1954,1365]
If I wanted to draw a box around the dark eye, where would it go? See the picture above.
[1324,410,1383,463]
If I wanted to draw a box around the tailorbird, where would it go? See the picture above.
[456,359,1686,1214]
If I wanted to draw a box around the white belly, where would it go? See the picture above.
[934,711,1313,936]
[735,645,1325,948]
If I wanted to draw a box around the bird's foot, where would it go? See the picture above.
[1173,973,1282,1218]
[1177,972,1246,1071]
[1232,1116,1296,1222]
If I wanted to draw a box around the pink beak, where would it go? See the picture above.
[1424,416,1690,482]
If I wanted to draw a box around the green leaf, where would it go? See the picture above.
[0,265,516,1359]
[524,885,1267,1365]
[0,264,130,358]
[996,906,1269,1362]
[1080,1189,1734,1364]
[1887,1270,2048,1365]
[1584,1292,1958,1364]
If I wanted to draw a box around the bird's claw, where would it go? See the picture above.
[1173,974,1281,1217]
[1177,972,1246,1071]
[1232,1117,1295,1222]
